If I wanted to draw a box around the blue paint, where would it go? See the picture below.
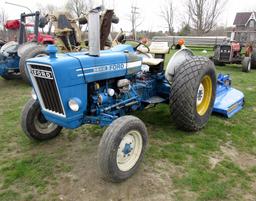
[123,143,132,155]
[0,54,20,76]
[213,74,244,117]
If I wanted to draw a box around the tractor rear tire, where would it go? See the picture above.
[170,56,216,131]
[98,115,148,182]
[19,46,48,84]
[251,49,256,69]
[242,57,251,72]
[21,98,62,141]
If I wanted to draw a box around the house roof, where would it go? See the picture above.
[233,12,256,25]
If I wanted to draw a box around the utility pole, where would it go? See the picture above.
[131,6,140,40]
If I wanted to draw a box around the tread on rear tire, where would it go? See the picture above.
[170,56,216,131]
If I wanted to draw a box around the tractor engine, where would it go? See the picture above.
[87,72,157,118]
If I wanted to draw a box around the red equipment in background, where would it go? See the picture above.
[4,19,54,44]
[5,19,20,30]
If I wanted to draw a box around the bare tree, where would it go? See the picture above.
[187,0,226,35]
[128,2,142,40]
[160,0,174,35]
[0,9,8,40]
[65,0,89,19]
[37,3,59,15]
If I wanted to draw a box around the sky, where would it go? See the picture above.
[0,0,256,32]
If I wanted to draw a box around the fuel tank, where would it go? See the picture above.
[69,44,142,83]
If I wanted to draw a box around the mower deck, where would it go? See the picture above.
[213,74,244,117]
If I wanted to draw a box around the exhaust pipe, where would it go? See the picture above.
[88,8,101,56]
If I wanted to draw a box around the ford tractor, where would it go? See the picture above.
[0,11,53,82]
[21,8,244,182]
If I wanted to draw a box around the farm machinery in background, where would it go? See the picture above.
[212,30,256,72]
[21,7,244,183]
[0,11,54,81]
[0,9,120,82]
[44,9,119,52]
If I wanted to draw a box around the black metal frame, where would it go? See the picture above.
[18,11,40,45]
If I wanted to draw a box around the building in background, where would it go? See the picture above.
[232,12,256,43]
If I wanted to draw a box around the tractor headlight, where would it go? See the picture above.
[68,98,81,112]
[31,89,37,100]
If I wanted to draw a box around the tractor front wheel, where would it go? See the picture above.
[21,98,62,141]
[170,56,216,131]
[98,115,148,182]
[242,57,251,72]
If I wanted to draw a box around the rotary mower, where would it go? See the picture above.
[21,8,244,182]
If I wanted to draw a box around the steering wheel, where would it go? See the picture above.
[125,39,150,53]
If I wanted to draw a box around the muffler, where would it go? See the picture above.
[88,8,101,56]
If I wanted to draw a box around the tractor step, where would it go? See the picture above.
[142,96,166,104]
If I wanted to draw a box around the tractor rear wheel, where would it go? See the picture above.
[170,56,216,131]
[19,46,48,84]
[21,98,62,141]
[251,49,256,69]
[242,57,251,72]
[1,72,21,80]
[98,115,148,182]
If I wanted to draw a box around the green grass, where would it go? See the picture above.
[0,49,256,200]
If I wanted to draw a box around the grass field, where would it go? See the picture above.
[0,49,256,201]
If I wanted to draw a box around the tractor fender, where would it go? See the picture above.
[0,41,18,57]
[165,48,194,82]
[17,42,39,58]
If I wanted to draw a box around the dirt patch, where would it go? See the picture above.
[44,135,180,201]
[209,155,224,169]
[246,86,255,91]
[220,142,256,169]
[208,141,256,170]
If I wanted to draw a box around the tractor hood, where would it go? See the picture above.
[26,44,138,87]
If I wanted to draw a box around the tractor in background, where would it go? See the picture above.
[21,7,244,183]
[0,9,120,82]
[212,30,256,72]
[0,11,54,81]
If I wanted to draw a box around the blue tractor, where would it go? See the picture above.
[21,8,244,182]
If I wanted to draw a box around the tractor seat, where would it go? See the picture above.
[149,42,170,54]
[142,57,164,66]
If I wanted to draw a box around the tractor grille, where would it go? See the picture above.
[29,64,65,116]
[219,45,231,61]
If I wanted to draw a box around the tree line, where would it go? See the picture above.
[0,0,226,39]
